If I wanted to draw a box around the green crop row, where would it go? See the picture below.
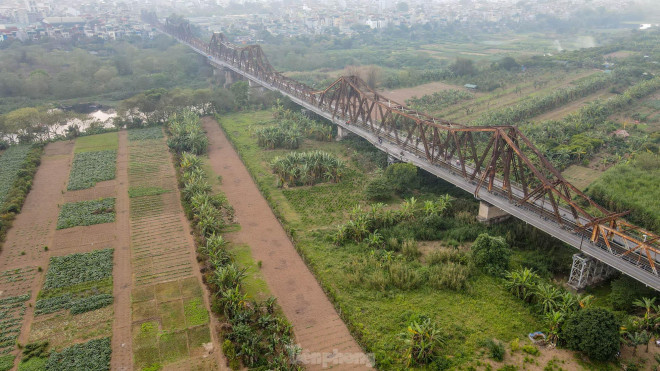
[42,249,113,290]
[0,145,42,253]
[128,126,164,141]
[35,294,113,316]
[67,150,117,190]
[56,198,115,229]
[0,146,32,204]
[45,337,111,371]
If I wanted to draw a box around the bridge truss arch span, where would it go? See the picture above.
[142,11,660,290]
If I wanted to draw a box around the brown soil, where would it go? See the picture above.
[381,81,476,103]
[202,117,373,370]
[111,130,133,370]
[0,141,74,369]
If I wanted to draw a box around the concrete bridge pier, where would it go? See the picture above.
[477,201,510,224]
[248,79,265,92]
[223,69,238,88]
[336,126,349,141]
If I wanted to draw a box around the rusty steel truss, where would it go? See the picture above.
[144,12,660,278]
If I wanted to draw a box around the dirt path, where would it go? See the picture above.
[111,131,133,370]
[202,117,372,370]
[0,141,74,370]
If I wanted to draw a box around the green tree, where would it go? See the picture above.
[230,81,249,108]
[561,308,620,361]
[364,176,392,201]
[450,57,476,76]
[471,233,510,276]
[384,163,418,194]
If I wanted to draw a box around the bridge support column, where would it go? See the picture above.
[567,254,615,290]
[477,201,510,225]
[224,69,234,88]
[336,126,348,141]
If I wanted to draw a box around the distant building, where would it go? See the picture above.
[464,84,478,90]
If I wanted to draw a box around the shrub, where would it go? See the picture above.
[388,261,422,290]
[471,233,510,276]
[609,275,657,312]
[364,176,392,201]
[484,339,505,361]
[561,308,619,361]
[521,345,539,356]
[384,163,418,193]
[271,151,345,187]
[428,263,471,291]
[402,239,421,260]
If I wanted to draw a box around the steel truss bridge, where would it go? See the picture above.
[143,12,660,291]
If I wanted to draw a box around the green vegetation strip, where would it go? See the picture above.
[67,150,117,190]
[0,145,32,205]
[128,186,170,198]
[0,294,30,356]
[74,133,118,153]
[36,249,114,316]
[42,249,113,290]
[0,145,42,252]
[45,337,111,371]
[128,126,164,141]
[56,198,115,229]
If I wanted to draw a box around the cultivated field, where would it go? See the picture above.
[126,127,218,370]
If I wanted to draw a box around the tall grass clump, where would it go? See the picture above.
[271,151,345,187]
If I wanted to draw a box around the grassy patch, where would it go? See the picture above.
[587,158,660,232]
[179,277,202,298]
[158,301,185,331]
[231,244,271,302]
[67,150,116,190]
[158,331,188,363]
[132,300,158,322]
[132,285,155,303]
[56,198,116,229]
[128,126,164,141]
[74,132,118,153]
[561,165,602,191]
[183,298,209,327]
[128,186,170,198]
[155,281,181,302]
[186,325,210,348]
